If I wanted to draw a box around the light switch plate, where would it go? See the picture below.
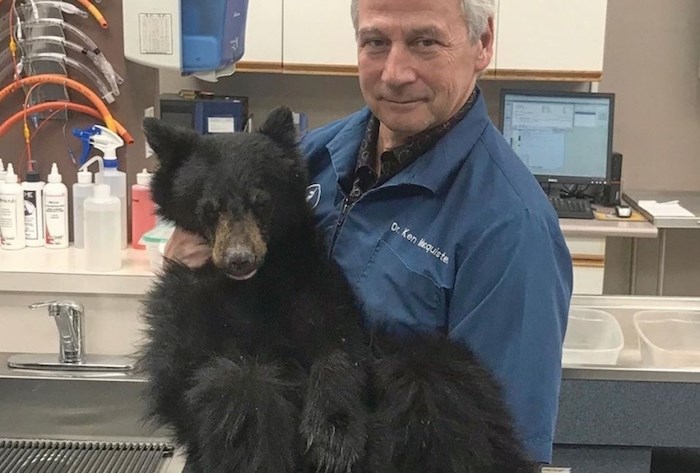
[144,106,155,158]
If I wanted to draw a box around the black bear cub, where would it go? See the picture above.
[140,107,536,473]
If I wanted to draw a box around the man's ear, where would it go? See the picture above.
[143,117,199,166]
[475,16,495,73]
[258,106,297,149]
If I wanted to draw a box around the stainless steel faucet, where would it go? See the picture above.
[6,299,134,372]
[29,300,85,364]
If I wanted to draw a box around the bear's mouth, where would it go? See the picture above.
[226,268,259,280]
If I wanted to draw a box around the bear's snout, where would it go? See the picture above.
[222,248,261,280]
[212,212,267,279]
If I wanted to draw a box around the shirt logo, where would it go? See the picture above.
[306,184,321,209]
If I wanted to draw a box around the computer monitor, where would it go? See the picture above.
[499,89,615,186]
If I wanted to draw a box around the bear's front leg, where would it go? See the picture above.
[300,349,369,473]
[185,355,302,473]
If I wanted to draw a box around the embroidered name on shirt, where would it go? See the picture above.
[390,222,449,265]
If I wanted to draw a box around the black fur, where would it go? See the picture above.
[139,107,537,473]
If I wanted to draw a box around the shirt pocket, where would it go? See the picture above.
[355,238,445,332]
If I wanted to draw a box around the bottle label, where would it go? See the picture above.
[24,190,39,240]
[0,195,18,242]
[45,194,68,246]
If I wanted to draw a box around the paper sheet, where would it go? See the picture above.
[637,200,695,217]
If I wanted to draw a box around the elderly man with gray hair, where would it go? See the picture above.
[306,0,572,465]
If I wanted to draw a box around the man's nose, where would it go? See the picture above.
[381,44,416,87]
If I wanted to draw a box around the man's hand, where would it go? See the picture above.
[164,227,211,268]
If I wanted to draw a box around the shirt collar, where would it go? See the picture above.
[325,87,491,194]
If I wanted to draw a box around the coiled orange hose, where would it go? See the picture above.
[0,74,118,132]
[0,102,134,143]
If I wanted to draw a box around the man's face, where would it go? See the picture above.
[356,0,493,140]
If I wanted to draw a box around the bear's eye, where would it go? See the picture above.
[249,189,273,222]
[198,198,220,226]
[249,189,270,210]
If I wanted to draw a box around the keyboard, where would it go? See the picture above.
[548,197,595,219]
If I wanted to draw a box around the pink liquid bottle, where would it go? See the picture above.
[131,168,156,249]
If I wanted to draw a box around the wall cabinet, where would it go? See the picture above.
[282,0,357,72]
[239,0,607,80]
[494,0,608,80]
[240,0,284,69]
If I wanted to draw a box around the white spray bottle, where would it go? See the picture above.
[82,155,122,271]
[91,125,127,249]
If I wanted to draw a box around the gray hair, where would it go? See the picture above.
[350,0,495,44]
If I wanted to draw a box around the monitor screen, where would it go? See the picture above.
[499,89,615,185]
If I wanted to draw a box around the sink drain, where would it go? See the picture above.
[0,439,174,473]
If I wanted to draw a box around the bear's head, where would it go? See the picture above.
[143,106,309,280]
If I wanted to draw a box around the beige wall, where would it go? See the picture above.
[160,1,700,297]
[599,0,700,296]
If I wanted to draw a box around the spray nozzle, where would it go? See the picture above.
[80,155,105,185]
[72,124,124,168]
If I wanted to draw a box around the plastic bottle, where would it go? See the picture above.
[84,180,122,271]
[131,168,156,250]
[92,126,127,249]
[43,163,69,249]
[72,168,94,249]
[0,159,7,241]
[22,162,46,247]
[0,163,26,250]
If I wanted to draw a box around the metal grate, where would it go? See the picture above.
[0,439,174,473]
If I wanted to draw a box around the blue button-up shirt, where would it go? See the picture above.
[301,92,573,463]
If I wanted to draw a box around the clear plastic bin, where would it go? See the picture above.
[139,223,175,271]
[562,307,624,365]
[633,310,700,368]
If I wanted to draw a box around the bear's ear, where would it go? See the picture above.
[258,106,297,150]
[143,117,198,166]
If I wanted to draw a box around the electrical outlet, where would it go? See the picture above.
[144,106,155,158]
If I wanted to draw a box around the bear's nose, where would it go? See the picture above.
[224,250,259,280]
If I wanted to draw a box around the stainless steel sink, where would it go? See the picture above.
[0,353,186,473]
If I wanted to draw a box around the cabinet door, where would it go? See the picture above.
[241,0,283,67]
[565,236,606,295]
[495,0,607,74]
[282,0,357,70]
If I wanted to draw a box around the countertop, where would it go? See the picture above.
[0,246,155,295]
[559,217,657,238]
[0,216,657,297]
[624,190,700,228]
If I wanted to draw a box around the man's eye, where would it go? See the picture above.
[362,39,388,50]
[415,38,438,48]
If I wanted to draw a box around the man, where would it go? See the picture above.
[166,0,572,465]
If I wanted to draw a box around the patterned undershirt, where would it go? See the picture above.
[347,87,479,202]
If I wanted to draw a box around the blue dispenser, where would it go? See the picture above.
[181,0,249,74]
[123,0,250,79]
